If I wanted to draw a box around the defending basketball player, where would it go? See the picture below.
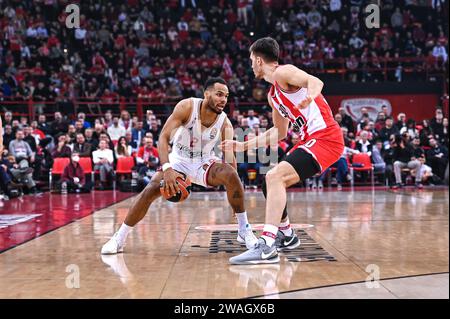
[101,78,258,254]
[221,37,344,264]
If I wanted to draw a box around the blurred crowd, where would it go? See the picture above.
[0,0,448,107]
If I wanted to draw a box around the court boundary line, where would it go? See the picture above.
[0,193,136,255]
[246,271,450,299]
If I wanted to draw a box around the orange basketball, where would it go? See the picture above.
[160,173,192,203]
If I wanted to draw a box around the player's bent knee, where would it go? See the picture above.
[221,166,241,185]
[265,168,281,183]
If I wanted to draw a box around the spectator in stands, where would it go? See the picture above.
[372,139,388,184]
[74,120,85,135]
[392,136,423,189]
[400,119,419,139]
[98,132,115,152]
[125,131,137,151]
[50,112,68,135]
[107,117,126,143]
[72,133,92,157]
[37,114,52,136]
[102,111,113,129]
[375,112,386,132]
[430,109,444,142]
[379,116,399,145]
[356,131,373,156]
[92,140,115,190]
[2,124,14,149]
[136,136,159,185]
[119,110,132,132]
[246,109,260,128]
[3,112,13,127]
[432,42,448,65]
[5,154,38,194]
[0,150,23,197]
[52,134,72,158]
[426,137,448,180]
[395,113,407,131]
[84,128,97,147]
[23,126,38,153]
[9,129,34,166]
[60,152,90,193]
[115,136,133,158]
[338,107,355,134]
[412,136,426,160]
[132,121,146,150]
[356,113,370,133]
[146,119,161,143]
[77,112,92,129]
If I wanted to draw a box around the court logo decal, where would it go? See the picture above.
[0,214,42,229]
[193,228,336,262]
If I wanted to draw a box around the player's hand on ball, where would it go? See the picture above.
[219,140,244,152]
[296,95,313,110]
[163,168,184,196]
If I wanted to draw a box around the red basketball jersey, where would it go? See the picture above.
[269,81,338,141]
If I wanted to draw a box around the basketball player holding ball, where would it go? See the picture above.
[222,37,344,264]
[101,78,258,254]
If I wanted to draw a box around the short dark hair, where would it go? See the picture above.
[204,77,227,91]
[249,37,280,62]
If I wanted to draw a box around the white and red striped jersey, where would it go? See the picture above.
[269,80,338,141]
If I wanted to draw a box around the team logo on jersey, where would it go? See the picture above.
[277,103,290,118]
[210,128,218,140]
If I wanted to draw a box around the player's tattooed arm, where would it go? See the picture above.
[274,64,324,109]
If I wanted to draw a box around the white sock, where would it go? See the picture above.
[115,223,133,245]
[279,218,293,236]
[261,224,278,247]
[236,211,250,233]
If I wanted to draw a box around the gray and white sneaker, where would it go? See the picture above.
[237,225,258,249]
[229,238,279,265]
[275,230,301,251]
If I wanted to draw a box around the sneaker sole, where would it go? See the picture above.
[229,255,280,265]
[101,248,124,255]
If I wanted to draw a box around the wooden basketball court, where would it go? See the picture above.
[0,188,448,298]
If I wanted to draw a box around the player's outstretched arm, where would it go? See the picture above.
[274,64,324,109]
[221,118,237,170]
[158,98,191,196]
[220,96,289,152]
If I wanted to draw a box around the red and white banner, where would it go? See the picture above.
[340,98,392,121]
[326,94,440,121]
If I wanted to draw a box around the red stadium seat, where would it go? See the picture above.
[78,157,94,184]
[351,153,374,186]
[49,158,70,190]
[116,156,135,174]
